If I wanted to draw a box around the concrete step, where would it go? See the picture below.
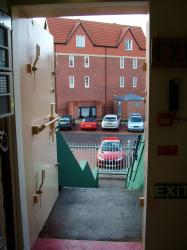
[32,238,142,250]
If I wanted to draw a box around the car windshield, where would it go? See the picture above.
[60,117,70,121]
[104,117,116,121]
[83,118,95,122]
[101,141,122,151]
[130,117,142,122]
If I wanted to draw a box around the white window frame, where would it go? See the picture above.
[69,76,75,88]
[120,57,125,69]
[84,76,90,88]
[132,77,137,88]
[125,39,133,50]
[76,35,85,48]
[132,58,138,69]
[120,76,125,88]
[69,55,74,67]
[84,56,89,68]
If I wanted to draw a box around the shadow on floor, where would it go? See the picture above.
[39,187,143,242]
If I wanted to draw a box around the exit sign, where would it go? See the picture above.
[152,38,187,67]
[155,183,187,199]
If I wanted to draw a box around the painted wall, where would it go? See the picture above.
[144,1,187,250]
[13,17,58,248]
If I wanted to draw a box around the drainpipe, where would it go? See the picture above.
[104,47,107,114]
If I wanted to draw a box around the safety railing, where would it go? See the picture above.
[126,135,145,188]
[67,141,136,175]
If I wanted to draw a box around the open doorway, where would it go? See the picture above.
[36,12,147,244]
[11,0,149,249]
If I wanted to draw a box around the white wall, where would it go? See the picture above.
[13,17,58,248]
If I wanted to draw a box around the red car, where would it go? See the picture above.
[97,137,125,169]
[80,117,97,130]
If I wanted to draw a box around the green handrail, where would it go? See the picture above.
[126,135,144,188]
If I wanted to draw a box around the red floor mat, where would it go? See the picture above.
[32,238,142,250]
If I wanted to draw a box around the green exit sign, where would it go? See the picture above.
[155,183,187,199]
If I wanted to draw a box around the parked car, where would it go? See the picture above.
[101,114,121,130]
[97,137,125,169]
[127,115,144,132]
[128,112,142,119]
[58,115,75,130]
[80,117,97,130]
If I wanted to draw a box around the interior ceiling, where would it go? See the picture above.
[13,1,149,18]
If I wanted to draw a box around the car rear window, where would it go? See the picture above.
[104,117,117,121]
[83,118,96,122]
[101,141,122,151]
[62,117,70,120]
[130,117,142,122]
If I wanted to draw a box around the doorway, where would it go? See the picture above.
[12,2,149,249]
[78,107,96,118]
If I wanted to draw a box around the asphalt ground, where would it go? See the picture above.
[59,120,142,144]
[61,131,139,144]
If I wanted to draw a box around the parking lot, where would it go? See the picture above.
[61,130,139,144]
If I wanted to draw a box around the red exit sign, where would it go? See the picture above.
[157,145,178,155]
[152,38,187,67]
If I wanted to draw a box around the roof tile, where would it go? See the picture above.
[46,17,145,49]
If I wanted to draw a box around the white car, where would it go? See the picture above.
[101,114,121,130]
[127,115,144,132]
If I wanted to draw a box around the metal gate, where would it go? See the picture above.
[67,140,136,175]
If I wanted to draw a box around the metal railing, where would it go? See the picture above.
[67,141,136,175]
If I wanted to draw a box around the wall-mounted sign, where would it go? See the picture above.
[155,183,187,199]
[152,38,187,67]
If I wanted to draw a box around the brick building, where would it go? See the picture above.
[47,17,146,119]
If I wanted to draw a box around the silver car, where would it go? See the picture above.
[128,115,144,132]
[101,114,121,130]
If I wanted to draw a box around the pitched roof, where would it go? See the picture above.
[47,17,145,49]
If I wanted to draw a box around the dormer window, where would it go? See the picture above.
[76,35,85,48]
[125,39,133,50]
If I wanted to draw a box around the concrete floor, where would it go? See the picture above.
[39,187,143,242]
[99,174,126,189]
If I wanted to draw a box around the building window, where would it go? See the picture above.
[125,39,133,50]
[84,76,90,88]
[120,57,125,69]
[69,55,74,67]
[84,56,89,68]
[132,77,137,87]
[132,58,138,69]
[69,76,74,88]
[76,35,85,48]
[120,76,125,88]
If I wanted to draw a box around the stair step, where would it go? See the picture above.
[32,238,142,250]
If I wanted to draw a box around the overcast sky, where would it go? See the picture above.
[35,14,147,35]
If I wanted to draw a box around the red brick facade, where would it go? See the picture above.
[48,18,146,119]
